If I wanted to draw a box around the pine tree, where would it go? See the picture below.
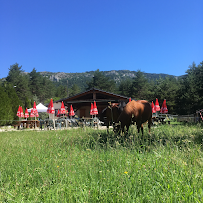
[118,78,132,97]
[86,69,116,92]
[176,61,203,114]
[6,63,31,102]
[130,70,150,100]
[3,82,22,121]
[0,86,13,125]
[69,84,81,97]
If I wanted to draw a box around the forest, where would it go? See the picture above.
[0,61,202,125]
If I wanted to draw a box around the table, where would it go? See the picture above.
[13,120,40,129]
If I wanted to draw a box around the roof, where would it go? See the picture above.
[54,88,129,104]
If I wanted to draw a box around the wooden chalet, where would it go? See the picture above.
[54,88,129,118]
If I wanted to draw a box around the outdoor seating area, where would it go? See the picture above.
[13,120,40,129]
[14,98,105,130]
[13,98,176,130]
[13,117,105,130]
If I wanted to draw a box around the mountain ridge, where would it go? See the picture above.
[38,70,178,91]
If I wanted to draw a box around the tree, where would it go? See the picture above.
[176,61,203,114]
[3,82,22,121]
[24,96,32,110]
[153,76,179,114]
[55,85,68,98]
[0,86,13,125]
[118,78,132,97]
[6,63,31,102]
[86,69,116,92]
[69,84,81,97]
[130,70,150,100]
[29,68,43,100]
[38,77,56,103]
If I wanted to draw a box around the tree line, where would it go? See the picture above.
[0,62,202,125]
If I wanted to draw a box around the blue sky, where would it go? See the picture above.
[0,0,202,78]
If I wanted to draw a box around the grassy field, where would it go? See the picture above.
[0,123,203,202]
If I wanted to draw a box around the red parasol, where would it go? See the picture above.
[160,99,168,114]
[93,101,98,115]
[20,106,24,118]
[17,106,24,118]
[60,101,66,114]
[17,105,21,117]
[90,103,94,116]
[151,101,156,113]
[35,108,39,117]
[33,101,37,114]
[129,97,132,102]
[69,104,75,116]
[30,109,35,117]
[154,98,160,112]
[57,109,61,117]
[24,108,29,118]
[47,98,55,114]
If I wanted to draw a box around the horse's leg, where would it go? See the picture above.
[141,124,144,135]
[137,124,140,133]
[148,118,152,133]
[127,125,130,132]
[107,122,109,133]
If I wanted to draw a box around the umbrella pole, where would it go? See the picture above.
[53,113,55,129]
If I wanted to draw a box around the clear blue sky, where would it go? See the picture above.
[0,0,202,78]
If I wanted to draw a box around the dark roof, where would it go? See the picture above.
[54,88,129,104]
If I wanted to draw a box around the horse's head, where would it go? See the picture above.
[118,101,126,112]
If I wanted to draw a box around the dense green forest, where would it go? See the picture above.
[0,62,202,125]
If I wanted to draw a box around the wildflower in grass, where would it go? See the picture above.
[57,165,59,168]
[124,171,128,174]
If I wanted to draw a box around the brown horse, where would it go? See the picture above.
[100,102,126,132]
[115,100,152,135]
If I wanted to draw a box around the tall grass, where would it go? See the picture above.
[0,124,203,202]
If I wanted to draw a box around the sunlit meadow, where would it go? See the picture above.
[0,123,203,202]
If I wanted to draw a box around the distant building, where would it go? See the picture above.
[53,88,129,118]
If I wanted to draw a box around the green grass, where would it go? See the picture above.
[0,124,203,202]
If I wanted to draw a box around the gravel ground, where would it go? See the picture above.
[0,125,109,132]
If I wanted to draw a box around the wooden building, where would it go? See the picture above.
[54,88,129,118]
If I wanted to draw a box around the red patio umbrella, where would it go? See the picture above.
[16,105,21,117]
[47,98,55,128]
[93,101,98,115]
[35,108,39,117]
[24,108,29,119]
[151,101,156,113]
[160,99,168,114]
[30,109,35,118]
[57,109,61,117]
[69,104,75,117]
[33,101,37,114]
[60,101,66,114]
[17,106,24,119]
[154,98,160,112]
[47,98,55,114]
[90,103,94,116]
[20,106,24,118]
